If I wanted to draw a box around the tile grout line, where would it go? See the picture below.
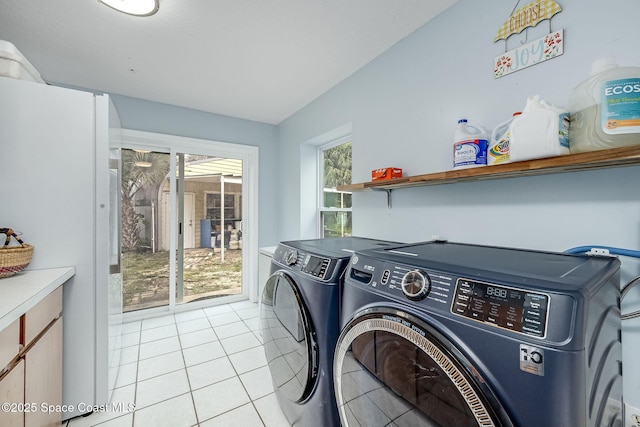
[130,331,141,427]
[178,311,203,427]
[235,303,271,427]
[198,302,269,426]
[201,304,249,425]
[69,302,274,427]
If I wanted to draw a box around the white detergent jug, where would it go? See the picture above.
[453,119,489,169]
[509,96,570,162]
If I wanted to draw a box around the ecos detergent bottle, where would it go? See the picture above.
[453,119,489,169]
[569,56,640,153]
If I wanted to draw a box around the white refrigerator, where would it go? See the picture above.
[0,76,123,420]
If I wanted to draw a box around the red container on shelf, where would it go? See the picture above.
[371,167,402,181]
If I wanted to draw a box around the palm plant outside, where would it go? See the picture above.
[323,142,352,188]
[121,150,170,251]
[323,142,352,236]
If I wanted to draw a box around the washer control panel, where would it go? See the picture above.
[400,270,431,300]
[347,257,551,339]
[451,278,549,338]
[347,261,453,308]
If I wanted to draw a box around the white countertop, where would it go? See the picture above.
[0,267,75,331]
[259,246,277,256]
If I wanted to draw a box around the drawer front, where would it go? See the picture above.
[0,319,20,371]
[23,286,62,346]
[0,358,25,427]
[25,318,62,427]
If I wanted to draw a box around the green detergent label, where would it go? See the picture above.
[558,112,569,148]
[602,78,640,134]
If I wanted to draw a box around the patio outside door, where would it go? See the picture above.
[117,147,246,313]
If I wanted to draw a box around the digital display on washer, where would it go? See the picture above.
[301,255,330,279]
[451,278,549,337]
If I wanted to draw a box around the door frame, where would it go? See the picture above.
[114,129,259,319]
[161,192,196,250]
[183,192,195,249]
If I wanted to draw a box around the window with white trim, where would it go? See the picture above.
[318,137,352,237]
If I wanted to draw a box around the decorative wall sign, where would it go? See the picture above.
[493,0,564,79]
[494,29,563,78]
[494,0,562,42]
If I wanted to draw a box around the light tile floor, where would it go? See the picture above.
[64,300,290,427]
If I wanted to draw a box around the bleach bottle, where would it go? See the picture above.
[453,119,489,169]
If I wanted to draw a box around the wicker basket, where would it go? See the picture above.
[0,228,34,278]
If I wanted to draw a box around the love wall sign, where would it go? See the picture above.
[493,0,564,79]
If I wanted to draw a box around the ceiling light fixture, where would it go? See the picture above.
[98,0,159,17]
[134,161,152,168]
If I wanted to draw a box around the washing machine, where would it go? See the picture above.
[334,241,623,427]
[260,237,401,426]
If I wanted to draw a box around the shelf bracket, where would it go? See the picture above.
[373,188,393,209]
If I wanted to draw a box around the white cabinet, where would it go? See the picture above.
[0,270,69,427]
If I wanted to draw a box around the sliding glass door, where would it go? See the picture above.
[121,149,172,311]
[113,131,257,315]
[173,153,244,305]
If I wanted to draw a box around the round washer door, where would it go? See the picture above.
[334,309,512,427]
[260,271,318,403]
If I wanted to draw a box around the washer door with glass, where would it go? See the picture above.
[260,271,318,403]
[334,308,512,427]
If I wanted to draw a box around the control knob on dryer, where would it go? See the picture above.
[400,270,431,300]
[284,249,298,266]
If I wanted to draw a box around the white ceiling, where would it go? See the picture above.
[0,0,457,124]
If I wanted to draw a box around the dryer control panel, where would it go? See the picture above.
[273,244,337,281]
[451,278,549,338]
[301,254,331,280]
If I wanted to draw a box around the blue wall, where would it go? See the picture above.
[279,0,640,407]
[109,94,280,248]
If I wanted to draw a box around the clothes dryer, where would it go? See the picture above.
[335,241,623,427]
[260,237,400,427]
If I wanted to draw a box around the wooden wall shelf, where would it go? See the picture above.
[336,146,640,207]
[339,146,640,192]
